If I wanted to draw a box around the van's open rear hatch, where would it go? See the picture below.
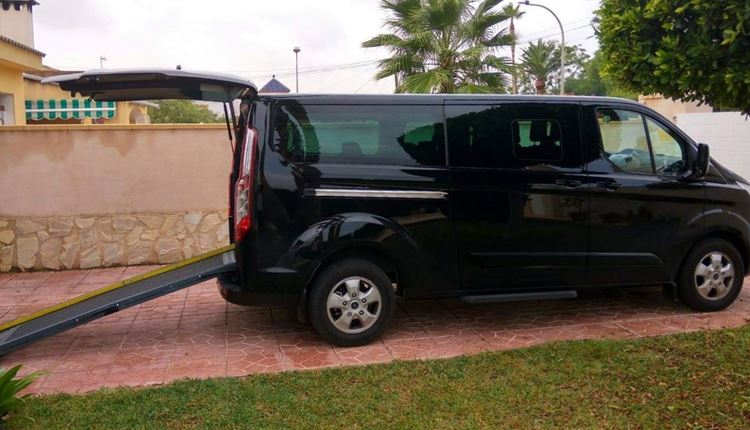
[43,68,257,102]
[44,68,257,145]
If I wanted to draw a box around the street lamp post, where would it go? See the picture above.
[293,46,301,93]
[521,1,565,95]
[99,56,107,69]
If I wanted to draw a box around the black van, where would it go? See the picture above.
[49,69,749,346]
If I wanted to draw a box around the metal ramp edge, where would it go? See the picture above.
[0,244,237,356]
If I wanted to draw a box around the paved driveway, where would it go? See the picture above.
[1,266,749,394]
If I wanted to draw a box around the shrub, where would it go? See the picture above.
[0,365,42,423]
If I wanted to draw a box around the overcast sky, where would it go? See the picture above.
[33,0,600,94]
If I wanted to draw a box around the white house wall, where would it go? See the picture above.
[675,112,750,180]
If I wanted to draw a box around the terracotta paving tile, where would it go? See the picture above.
[227,314,277,349]
[178,312,228,332]
[334,341,394,366]
[102,367,168,389]
[0,273,15,287]
[45,270,90,286]
[0,306,13,320]
[481,330,547,351]
[131,314,180,333]
[169,330,227,350]
[134,304,184,320]
[72,319,136,338]
[139,291,188,307]
[0,351,62,375]
[19,375,48,396]
[616,313,750,337]
[280,345,341,370]
[182,298,227,316]
[37,369,113,394]
[527,322,636,343]
[111,346,172,373]
[226,349,285,376]
[728,296,750,313]
[381,315,432,341]
[2,266,749,394]
[56,346,118,373]
[0,286,40,302]
[228,303,268,314]
[2,272,52,288]
[428,334,490,359]
[167,345,227,381]
[383,338,439,360]
[122,265,163,278]
[80,267,127,284]
[421,314,482,338]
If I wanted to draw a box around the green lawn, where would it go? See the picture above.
[7,326,750,429]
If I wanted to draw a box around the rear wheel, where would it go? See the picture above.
[308,258,395,346]
[677,238,744,311]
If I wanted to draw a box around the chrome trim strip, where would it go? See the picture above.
[307,188,448,199]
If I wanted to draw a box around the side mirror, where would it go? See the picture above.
[693,143,710,178]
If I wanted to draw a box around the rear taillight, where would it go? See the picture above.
[234,127,258,242]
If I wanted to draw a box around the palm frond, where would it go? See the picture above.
[362,34,405,49]
[402,69,452,93]
[521,39,557,79]
[484,54,512,71]
[483,29,514,48]
[364,0,514,94]
[456,83,496,94]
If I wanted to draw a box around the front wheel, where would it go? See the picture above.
[308,258,395,346]
[677,238,744,312]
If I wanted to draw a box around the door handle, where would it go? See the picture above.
[554,179,582,188]
[595,181,621,191]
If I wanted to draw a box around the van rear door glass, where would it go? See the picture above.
[512,119,563,161]
[446,103,582,171]
[272,103,445,167]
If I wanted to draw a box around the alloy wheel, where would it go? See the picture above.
[694,251,735,300]
[326,276,382,334]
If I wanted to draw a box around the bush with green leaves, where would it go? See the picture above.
[597,0,750,113]
[1,365,41,423]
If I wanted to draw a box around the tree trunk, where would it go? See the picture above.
[510,18,517,94]
[535,77,545,94]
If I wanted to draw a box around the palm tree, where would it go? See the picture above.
[363,0,514,94]
[501,3,524,94]
[521,39,556,94]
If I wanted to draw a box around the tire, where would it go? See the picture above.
[308,258,396,346]
[677,238,744,312]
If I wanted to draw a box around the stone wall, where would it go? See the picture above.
[0,211,229,272]
[1,124,233,271]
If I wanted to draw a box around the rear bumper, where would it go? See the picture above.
[216,273,298,307]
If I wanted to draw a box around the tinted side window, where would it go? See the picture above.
[512,119,562,161]
[446,103,582,171]
[272,103,445,167]
[445,105,503,168]
[596,108,654,175]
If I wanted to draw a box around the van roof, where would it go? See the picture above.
[257,93,641,106]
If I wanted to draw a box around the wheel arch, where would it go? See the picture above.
[293,212,427,320]
[678,228,750,279]
[703,229,749,273]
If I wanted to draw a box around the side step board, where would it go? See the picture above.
[460,290,577,304]
[0,245,237,356]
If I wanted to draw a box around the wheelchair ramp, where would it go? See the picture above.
[0,245,237,356]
